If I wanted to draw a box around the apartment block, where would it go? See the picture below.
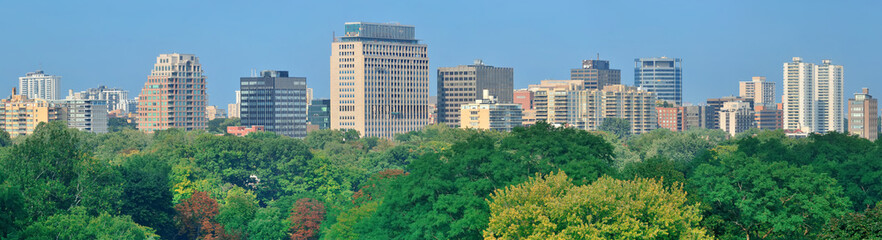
[783,57,843,133]
[707,96,753,130]
[740,76,776,107]
[528,80,584,126]
[848,88,878,141]
[137,53,207,132]
[571,59,621,90]
[575,85,657,134]
[0,88,62,137]
[19,70,61,100]
[460,92,523,131]
[754,104,783,130]
[657,107,686,131]
[437,60,513,126]
[719,101,754,136]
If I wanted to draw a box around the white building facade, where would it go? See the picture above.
[19,70,61,100]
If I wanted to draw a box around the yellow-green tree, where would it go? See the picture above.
[484,172,710,240]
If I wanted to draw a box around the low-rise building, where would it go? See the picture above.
[460,91,523,131]
[227,125,264,137]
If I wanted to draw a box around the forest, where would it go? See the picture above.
[0,121,880,240]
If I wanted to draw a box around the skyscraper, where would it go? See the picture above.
[848,88,878,141]
[437,60,513,126]
[739,76,775,107]
[782,57,843,133]
[635,57,682,105]
[137,53,207,132]
[19,70,61,100]
[330,22,430,138]
[571,59,621,90]
[240,70,308,138]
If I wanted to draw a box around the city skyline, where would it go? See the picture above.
[1,1,880,108]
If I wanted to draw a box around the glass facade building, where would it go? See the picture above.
[240,70,308,138]
[308,99,331,130]
[634,57,682,105]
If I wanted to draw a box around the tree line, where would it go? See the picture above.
[0,121,880,239]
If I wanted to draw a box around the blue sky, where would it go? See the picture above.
[1,0,880,107]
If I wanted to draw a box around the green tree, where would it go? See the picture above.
[246,206,290,240]
[691,149,851,239]
[484,172,710,239]
[0,169,25,238]
[108,117,137,132]
[822,201,882,239]
[598,117,631,139]
[217,187,258,237]
[620,156,686,187]
[208,117,241,134]
[0,129,11,147]
[18,207,157,239]
[119,154,176,239]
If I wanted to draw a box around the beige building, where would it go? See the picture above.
[575,85,657,134]
[848,88,878,141]
[740,76,775,107]
[206,106,226,120]
[228,90,240,118]
[460,91,523,131]
[330,22,430,138]
[137,53,208,132]
[437,60,513,126]
[0,88,62,137]
[528,80,584,126]
[719,101,754,136]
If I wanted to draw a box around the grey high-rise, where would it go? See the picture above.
[240,70,308,138]
[437,60,513,126]
[571,59,621,90]
[635,57,682,105]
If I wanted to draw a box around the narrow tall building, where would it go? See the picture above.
[635,57,682,105]
[437,60,513,126]
[782,57,843,133]
[571,59,621,90]
[137,53,207,132]
[739,76,775,107]
[240,70,308,138]
[19,70,61,100]
[330,22,430,138]
[848,88,878,141]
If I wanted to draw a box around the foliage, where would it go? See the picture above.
[18,207,157,239]
[691,149,851,239]
[175,191,237,240]
[119,154,176,239]
[621,156,686,187]
[822,202,882,239]
[208,117,241,134]
[217,187,259,237]
[288,198,326,240]
[598,117,631,139]
[484,172,710,239]
[108,117,137,132]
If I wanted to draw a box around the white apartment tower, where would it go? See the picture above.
[782,57,843,133]
[330,22,430,138]
[19,70,61,100]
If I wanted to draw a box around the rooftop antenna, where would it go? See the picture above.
[332,31,336,42]
[596,53,600,61]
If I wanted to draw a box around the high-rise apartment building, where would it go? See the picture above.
[460,92,523,132]
[740,76,776,107]
[707,96,753,130]
[684,105,709,130]
[228,90,240,118]
[848,88,878,141]
[137,53,207,132]
[68,86,130,113]
[635,57,682,105]
[719,101,754,136]
[330,22,430,138]
[308,99,331,130]
[1,88,63,137]
[240,70,308,138]
[571,59,621,90]
[657,107,686,132]
[754,104,783,130]
[529,80,584,126]
[575,85,657,134]
[58,99,108,133]
[783,57,843,133]
[437,60,513,127]
[19,70,61,100]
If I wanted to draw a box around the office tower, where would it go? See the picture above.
[137,53,207,132]
[68,86,130,113]
[783,57,843,133]
[228,90,240,118]
[753,104,783,130]
[529,80,585,126]
[571,59,621,90]
[657,107,686,132]
[684,105,709,130]
[240,70,308,138]
[58,99,108,133]
[575,84,657,134]
[719,101,754,136]
[437,60,513,126]
[205,106,226,120]
[19,70,61,100]
[848,88,878,141]
[308,99,331,130]
[0,88,63,137]
[460,90,523,131]
[635,57,682,105]
[330,22,430,138]
[739,76,776,107]
[707,96,753,130]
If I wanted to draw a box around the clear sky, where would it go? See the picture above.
[1,0,880,107]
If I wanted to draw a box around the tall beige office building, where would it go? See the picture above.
[575,84,657,134]
[783,57,843,133]
[437,60,513,126]
[848,88,878,141]
[528,80,584,126]
[330,22,430,138]
[740,76,775,107]
[137,53,207,132]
